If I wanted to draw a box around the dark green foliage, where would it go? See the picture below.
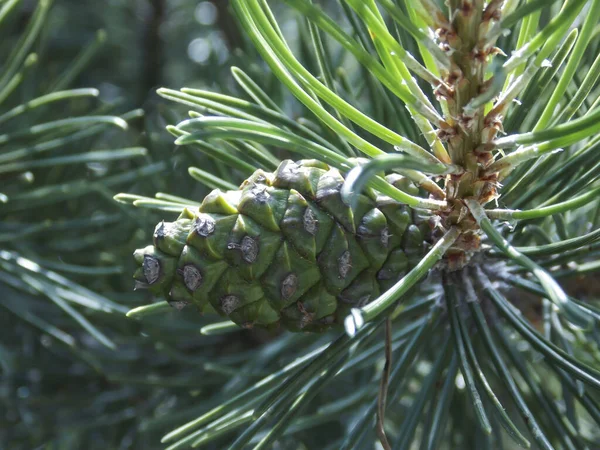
[1,1,600,449]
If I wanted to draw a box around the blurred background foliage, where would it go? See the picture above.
[1,1,599,449]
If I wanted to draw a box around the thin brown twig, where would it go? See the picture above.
[377,317,393,450]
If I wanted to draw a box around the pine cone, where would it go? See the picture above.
[134,160,427,331]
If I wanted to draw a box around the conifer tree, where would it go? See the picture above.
[2,1,600,449]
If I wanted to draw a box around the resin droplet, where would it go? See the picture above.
[221,295,240,315]
[281,273,298,299]
[338,251,352,279]
[143,255,161,284]
[182,264,203,291]
[194,216,216,237]
[241,236,259,263]
[303,207,318,235]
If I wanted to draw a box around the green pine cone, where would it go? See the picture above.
[133,160,426,331]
